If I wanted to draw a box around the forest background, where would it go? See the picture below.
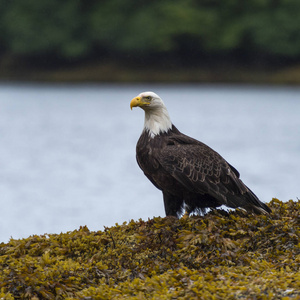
[1,0,300,83]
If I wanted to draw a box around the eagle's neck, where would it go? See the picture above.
[144,106,172,138]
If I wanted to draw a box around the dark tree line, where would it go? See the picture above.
[1,0,300,67]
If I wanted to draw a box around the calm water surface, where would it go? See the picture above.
[0,84,299,242]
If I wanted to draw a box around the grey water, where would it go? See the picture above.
[0,83,299,242]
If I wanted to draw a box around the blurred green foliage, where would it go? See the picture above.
[1,0,300,65]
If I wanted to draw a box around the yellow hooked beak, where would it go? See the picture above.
[130,96,150,110]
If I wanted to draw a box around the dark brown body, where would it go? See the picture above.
[136,125,271,217]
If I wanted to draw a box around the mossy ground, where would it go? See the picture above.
[0,199,299,299]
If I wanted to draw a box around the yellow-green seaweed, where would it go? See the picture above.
[0,199,299,299]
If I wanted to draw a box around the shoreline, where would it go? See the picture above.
[1,61,300,85]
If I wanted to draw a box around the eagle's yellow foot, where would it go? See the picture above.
[182,211,190,219]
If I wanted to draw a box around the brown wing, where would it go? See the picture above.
[156,135,271,214]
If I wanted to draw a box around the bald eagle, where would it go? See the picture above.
[130,91,271,217]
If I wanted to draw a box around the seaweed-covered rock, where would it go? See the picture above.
[0,199,299,299]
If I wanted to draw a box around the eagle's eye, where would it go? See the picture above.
[144,96,151,101]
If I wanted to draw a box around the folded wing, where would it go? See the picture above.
[157,136,270,214]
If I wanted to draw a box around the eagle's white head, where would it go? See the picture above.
[130,91,172,137]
